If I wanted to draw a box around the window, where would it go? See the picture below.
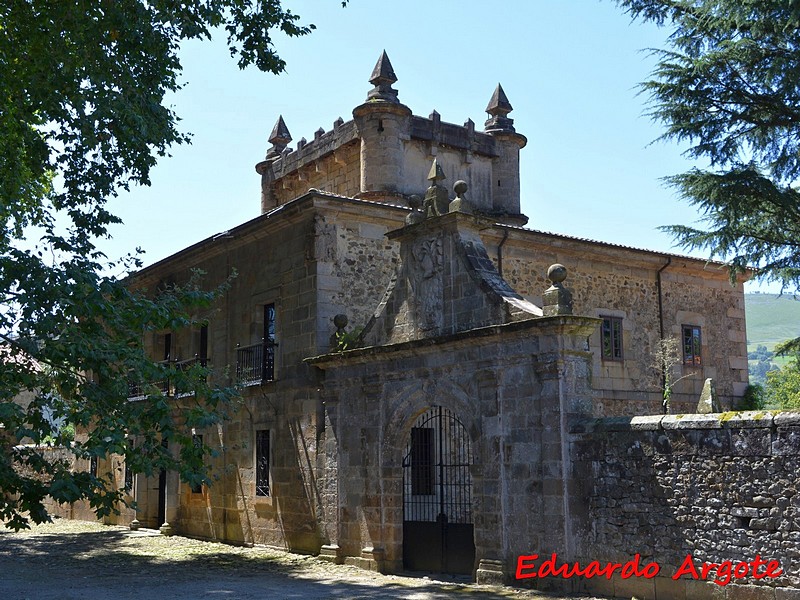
[682,325,702,366]
[190,434,203,494]
[199,324,208,367]
[163,332,172,362]
[263,304,276,382]
[89,455,98,477]
[235,304,276,385]
[255,429,270,497]
[410,427,434,496]
[601,317,623,361]
[124,440,133,491]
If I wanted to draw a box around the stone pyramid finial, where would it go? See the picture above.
[484,84,516,133]
[423,158,449,217]
[367,50,399,103]
[267,115,292,158]
[427,158,446,183]
[486,84,513,117]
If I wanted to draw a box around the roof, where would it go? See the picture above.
[132,191,741,279]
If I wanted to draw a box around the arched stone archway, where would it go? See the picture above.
[377,380,479,575]
[401,405,475,574]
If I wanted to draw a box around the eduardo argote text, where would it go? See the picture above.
[516,553,783,586]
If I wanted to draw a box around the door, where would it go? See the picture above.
[157,468,166,526]
[402,406,474,574]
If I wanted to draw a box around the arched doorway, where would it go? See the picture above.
[402,406,475,574]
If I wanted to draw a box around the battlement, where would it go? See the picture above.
[255,52,528,225]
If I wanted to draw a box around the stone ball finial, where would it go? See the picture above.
[405,194,425,225]
[448,180,473,215]
[333,314,349,329]
[547,263,568,285]
[543,264,572,316]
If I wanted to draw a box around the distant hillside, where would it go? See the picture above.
[745,293,800,351]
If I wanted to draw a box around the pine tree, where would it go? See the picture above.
[617,1,800,291]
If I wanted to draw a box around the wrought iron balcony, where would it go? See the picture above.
[235,339,275,386]
[127,356,208,399]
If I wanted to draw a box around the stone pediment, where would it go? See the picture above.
[361,208,542,347]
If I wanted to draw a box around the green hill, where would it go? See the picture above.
[746,293,800,352]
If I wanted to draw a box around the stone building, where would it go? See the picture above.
[78,53,763,596]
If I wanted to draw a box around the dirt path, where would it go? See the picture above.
[0,520,606,600]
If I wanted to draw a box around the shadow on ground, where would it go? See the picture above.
[0,523,595,600]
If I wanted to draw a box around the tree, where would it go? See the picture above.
[651,336,697,413]
[766,357,800,409]
[0,1,323,530]
[615,1,800,296]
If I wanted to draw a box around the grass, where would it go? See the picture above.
[745,292,800,353]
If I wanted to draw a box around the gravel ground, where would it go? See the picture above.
[0,520,607,600]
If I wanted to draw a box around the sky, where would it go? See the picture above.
[100,0,773,292]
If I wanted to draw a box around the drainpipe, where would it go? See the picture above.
[656,257,671,342]
[497,228,509,278]
[656,257,672,407]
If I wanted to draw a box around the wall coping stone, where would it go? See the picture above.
[571,410,800,434]
[662,413,723,430]
[306,314,599,368]
[630,415,664,431]
[718,410,775,428]
[774,411,800,426]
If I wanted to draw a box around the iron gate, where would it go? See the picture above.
[402,406,475,574]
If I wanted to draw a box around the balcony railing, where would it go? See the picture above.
[127,356,208,399]
[236,340,275,386]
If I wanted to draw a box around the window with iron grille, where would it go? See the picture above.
[255,429,270,497]
[601,316,623,361]
[682,325,702,366]
[410,427,435,496]
[263,304,276,381]
[190,434,203,494]
[89,455,98,477]
[124,440,133,491]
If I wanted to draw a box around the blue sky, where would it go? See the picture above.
[102,1,771,291]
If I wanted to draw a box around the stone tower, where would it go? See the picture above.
[254,52,530,225]
[484,84,526,219]
[257,115,292,213]
[352,51,413,203]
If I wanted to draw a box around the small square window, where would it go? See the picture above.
[255,430,270,497]
[682,325,702,366]
[601,316,623,361]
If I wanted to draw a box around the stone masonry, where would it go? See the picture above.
[570,412,800,599]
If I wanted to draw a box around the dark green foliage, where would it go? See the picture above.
[747,344,779,385]
[0,1,321,529]
[766,356,800,409]
[740,383,766,410]
[616,1,800,291]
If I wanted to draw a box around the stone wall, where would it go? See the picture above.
[272,140,362,207]
[481,227,749,414]
[311,315,597,575]
[569,412,800,599]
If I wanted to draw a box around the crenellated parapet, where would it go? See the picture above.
[255,51,529,225]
